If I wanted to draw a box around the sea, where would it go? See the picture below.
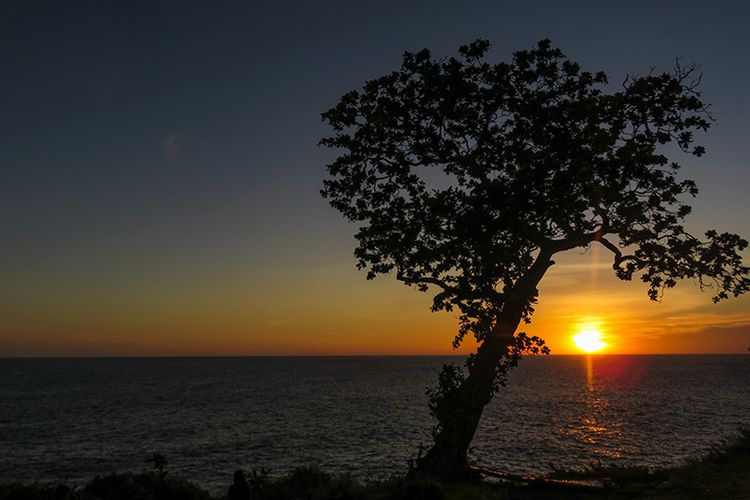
[1,355,749,494]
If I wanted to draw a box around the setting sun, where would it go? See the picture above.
[573,329,607,353]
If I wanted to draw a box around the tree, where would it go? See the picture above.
[319,39,750,477]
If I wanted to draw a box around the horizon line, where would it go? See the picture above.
[2,352,749,360]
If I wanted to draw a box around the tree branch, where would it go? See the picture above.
[543,231,599,254]
[396,271,452,290]
[396,271,503,301]
[594,235,638,268]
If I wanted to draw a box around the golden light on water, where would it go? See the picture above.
[573,329,607,353]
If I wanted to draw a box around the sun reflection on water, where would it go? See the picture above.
[563,355,625,460]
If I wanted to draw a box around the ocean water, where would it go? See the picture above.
[1,355,748,493]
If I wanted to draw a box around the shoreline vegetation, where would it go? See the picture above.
[2,429,747,500]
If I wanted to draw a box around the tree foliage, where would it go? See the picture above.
[321,39,749,352]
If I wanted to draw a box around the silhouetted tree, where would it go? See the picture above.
[320,39,750,477]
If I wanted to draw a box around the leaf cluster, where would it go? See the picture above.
[321,39,749,345]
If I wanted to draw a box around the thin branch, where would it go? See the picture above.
[396,271,503,301]
[396,271,452,290]
[543,231,599,254]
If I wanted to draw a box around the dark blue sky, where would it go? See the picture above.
[2,1,749,355]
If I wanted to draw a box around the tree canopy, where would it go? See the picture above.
[321,39,749,349]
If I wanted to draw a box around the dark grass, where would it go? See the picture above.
[548,427,750,498]
[2,429,748,500]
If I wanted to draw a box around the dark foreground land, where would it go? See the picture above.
[2,429,748,500]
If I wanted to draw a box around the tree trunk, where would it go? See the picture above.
[416,253,554,479]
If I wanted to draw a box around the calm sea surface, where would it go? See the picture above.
[1,355,749,493]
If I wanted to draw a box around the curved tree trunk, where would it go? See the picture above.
[416,335,514,478]
[416,252,554,479]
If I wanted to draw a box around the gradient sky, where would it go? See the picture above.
[2,1,749,356]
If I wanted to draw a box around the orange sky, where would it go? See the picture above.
[2,244,749,357]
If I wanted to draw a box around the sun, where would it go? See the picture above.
[573,329,606,353]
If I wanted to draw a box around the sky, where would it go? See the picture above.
[1,1,749,356]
